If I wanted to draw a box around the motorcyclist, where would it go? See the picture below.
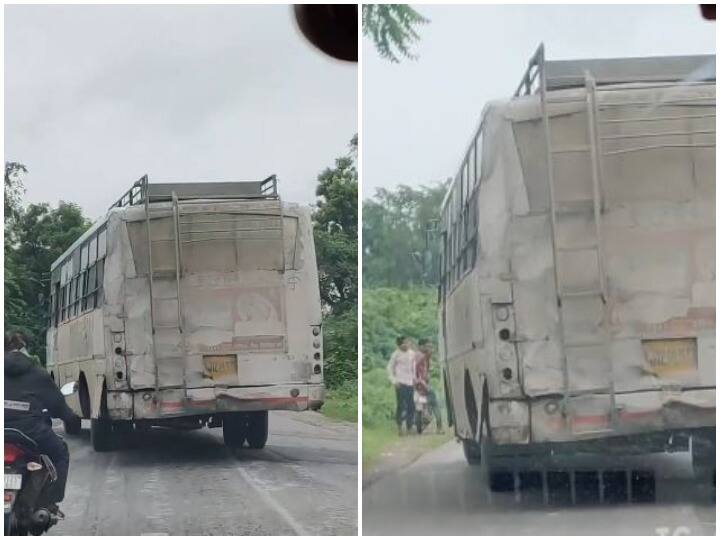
[4,332,80,510]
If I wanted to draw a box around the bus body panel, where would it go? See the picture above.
[440,79,715,448]
[48,196,324,422]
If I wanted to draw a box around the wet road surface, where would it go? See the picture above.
[363,440,715,535]
[52,411,357,535]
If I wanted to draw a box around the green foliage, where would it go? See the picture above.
[363,183,447,432]
[314,136,358,391]
[4,162,92,365]
[362,286,438,370]
[363,183,446,288]
[314,141,358,314]
[322,379,358,423]
[362,367,397,427]
[5,162,26,229]
[362,4,429,63]
[362,287,443,430]
[323,308,358,389]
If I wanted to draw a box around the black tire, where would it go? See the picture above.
[223,414,247,448]
[64,415,82,435]
[91,417,115,452]
[246,411,269,449]
[113,421,135,448]
[692,434,716,485]
[462,439,482,465]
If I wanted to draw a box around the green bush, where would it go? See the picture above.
[362,367,396,427]
[323,378,358,422]
[362,286,438,370]
[323,307,358,389]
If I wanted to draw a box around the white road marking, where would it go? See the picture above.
[236,466,309,536]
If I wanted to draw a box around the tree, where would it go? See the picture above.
[313,136,359,388]
[5,161,27,228]
[314,138,358,314]
[4,163,93,365]
[5,162,29,336]
[362,182,446,288]
[362,4,429,63]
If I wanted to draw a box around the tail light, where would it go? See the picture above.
[4,443,24,464]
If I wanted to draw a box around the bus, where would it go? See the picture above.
[438,45,715,489]
[47,175,324,451]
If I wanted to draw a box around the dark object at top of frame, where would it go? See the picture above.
[110,175,279,209]
[293,4,357,62]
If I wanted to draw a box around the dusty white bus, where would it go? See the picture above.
[47,175,324,451]
[439,46,715,489]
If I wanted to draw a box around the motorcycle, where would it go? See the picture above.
[413,387,432,434]
[4,383,75,535]
[4,427,62,535]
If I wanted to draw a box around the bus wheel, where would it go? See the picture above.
[462,439,482,465]
[246,411,268,449]
[63,415,82,435]
[223,413,248,448]
[91,417,115,452]
[114,421,135,447]
[692,433,716,486]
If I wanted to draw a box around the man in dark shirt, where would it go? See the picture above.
[414,338,443,433]
[5,332,80,507]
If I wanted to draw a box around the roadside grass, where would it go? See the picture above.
[320,379,358,423]
[362,366,450,470]
[363,421,452,470]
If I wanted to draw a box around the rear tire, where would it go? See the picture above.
[223,414,247,448]
[63,415,82,435]
[246,411,269,449]
[692,433,716,485]
[462,439,482,465]
[91,417,115,452]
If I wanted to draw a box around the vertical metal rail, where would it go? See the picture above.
[143,176,160,397]
[585,73,608,304]
[171,191,188,398]
[537,45,571,415]
[585,73,617,426]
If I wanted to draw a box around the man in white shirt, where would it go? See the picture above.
[387,336,416,435]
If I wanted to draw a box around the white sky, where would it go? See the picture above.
[5,4,357,220]
[362,4,716,200]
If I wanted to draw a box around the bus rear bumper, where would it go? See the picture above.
[109,383,326,420]
[489,388,715,447]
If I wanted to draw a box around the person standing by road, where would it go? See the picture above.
[387,336,416,435]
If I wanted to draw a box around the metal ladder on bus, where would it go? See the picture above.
[536,54,618,428]
[144,178,188,398]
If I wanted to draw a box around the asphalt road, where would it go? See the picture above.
[363,440,715,536]
[50,411,357,536]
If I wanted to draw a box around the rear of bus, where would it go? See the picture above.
[493,57,715,476]
[104,180,323,444]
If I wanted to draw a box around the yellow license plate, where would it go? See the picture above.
[642,338,697,377]
[203,355,238,381]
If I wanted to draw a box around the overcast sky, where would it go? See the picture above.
[5,4,357,220]
[362,4,715,200]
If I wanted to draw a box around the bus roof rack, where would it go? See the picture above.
[515,43,715,97]
[110,174,278,209]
